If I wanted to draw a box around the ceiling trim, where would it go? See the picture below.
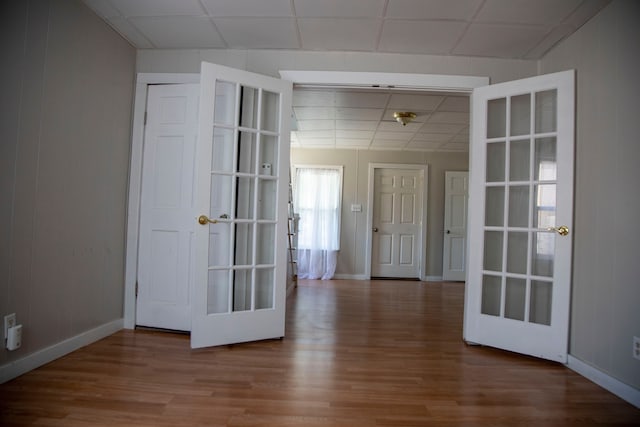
[279,70,489,93]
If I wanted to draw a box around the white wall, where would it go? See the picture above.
[291,149,468,278]
[136,49,537,84]
[540,0,640,391]
[0,0,135,371]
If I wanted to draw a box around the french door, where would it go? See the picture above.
[191,63,292,348]
[464,70,575,362]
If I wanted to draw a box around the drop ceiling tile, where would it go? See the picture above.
[294,107,334,120]
[412,133,452,143]
[475,0,583,26]
[440,142,469,151]
[293,90,335,107]
[335,120,378,130]
[379,20,468,54]
[386,0,482,20]
[335,108,383,121]
[298,18,380,51]
[201,0,293,17]
[375,131,414,141]
[406,140,445,150]
[334,91,389,108]
[419,123,466,134]
[387,93,444,111]
[297,120,335,131]
[109,0,206,17]
[129,16,225,48]
[336,130,375,139]
[336,139,373,147]
[299,138,335,146]
[108,17,154,48]
[371,139,409,148]
[294,0,386,17]
[453,23,548,58]
[214,18,299,48]
[450,133,470,143]
[297,130,335,139]
[427,111,469,124]
[524,24,575,59]
[376,121,422,132]
[439,96,470,112]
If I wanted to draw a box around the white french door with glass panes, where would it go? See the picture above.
[464,70,574,363]
[192,62,292,349]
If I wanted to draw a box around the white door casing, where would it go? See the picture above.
[192,62,292,349]
[463,70,575,363]
[370,166,425,279]
[136,83,199,331]
[442,171,469,281]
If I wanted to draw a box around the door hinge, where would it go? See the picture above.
[143,111,147,126]
[135,281,139,297]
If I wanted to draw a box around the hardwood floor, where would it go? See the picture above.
[1,279,638,426]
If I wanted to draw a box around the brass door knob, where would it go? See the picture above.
[547,225,569,236]
[198,215,217,225]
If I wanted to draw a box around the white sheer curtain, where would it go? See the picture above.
[294,167,342,280]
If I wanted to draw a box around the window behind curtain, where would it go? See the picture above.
[293,166,343,251]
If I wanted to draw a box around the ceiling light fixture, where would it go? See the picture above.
[393,112,416,126]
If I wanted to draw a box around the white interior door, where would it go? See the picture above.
[137,83,199,331]
[192,62,292,349]
[442,171,468,281]
[464,70,574,363]
[371,167,423,278]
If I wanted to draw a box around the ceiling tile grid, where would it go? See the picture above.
[84,0,611,59]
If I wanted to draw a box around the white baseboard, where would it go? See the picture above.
[425,275,444,282]
[567,355,640,408]
[332,274,368,280]
[0,319,123,384]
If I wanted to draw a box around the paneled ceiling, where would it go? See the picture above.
[83,0,610,151]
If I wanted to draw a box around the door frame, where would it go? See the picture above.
[366,163,429,280]
[124,71,488,329]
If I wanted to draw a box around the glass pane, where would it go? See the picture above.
[505,278,526,321]
[234,223,254,266]
[510,94,531,136]
[235,177,255,220]
[207,269,229,314]
[485,186,504,226]
[211,174,233,221]
[212,128,235,172]
[535,137,557,181]
[487,98,506,138]
[261,90,279,132]
[481,275,502,316]
[259,134,278,176]
[532,231,555,277]
[535,90,557,133]
[256,223,275,264]
[533,184,556,228]
[508,186,529,227]
[530,280,552,325]
[240,86,259,129]
[258,179,277,220]
[233,269,252,312]
[208,222,231,267]
[214,81,236,126]
[237,132,257,174]
[506,231,528,274]
[486,142,505,182]
[510,139,530,181]
[483,231,503,272]
[255,268,274,310]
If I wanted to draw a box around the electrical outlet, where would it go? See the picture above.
[634,336,640,361]
[4,313,16,340]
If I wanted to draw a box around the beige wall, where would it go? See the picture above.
[291,149,468,278]
[0,1,135,368]
[540,0,640,390]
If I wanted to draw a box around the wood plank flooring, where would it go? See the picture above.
[1,279,638,426]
